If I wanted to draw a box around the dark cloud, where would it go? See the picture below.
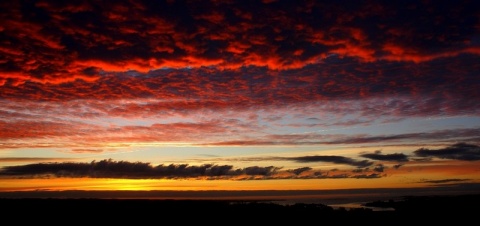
[0,159,280,179]
[153,163,232,178]
[242,166,281,176]
[0,159,385,180]
[286,155,373,168]
[192,154,376,168]
[352,168,368,173]
[360,151,409,162]
[373,164,385,173]
[414,143,480,161]
[287,167,312,175]
[422,179,472,184]
[393,164,403,169]
[351,173,382,179]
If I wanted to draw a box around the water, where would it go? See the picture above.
[329,202,395,211]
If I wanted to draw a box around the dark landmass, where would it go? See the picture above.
[363,193,480,212]
[2,193,478,224]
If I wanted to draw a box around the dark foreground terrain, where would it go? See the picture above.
[2,194,479,224]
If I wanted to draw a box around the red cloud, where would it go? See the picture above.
[0,0,479,151]
[2,0,478,87]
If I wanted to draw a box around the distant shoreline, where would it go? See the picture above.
[1,186,480,211]
[1,184,479,205]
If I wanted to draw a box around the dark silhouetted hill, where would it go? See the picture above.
[2,193,478,224]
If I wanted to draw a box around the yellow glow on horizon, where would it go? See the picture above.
[1,160,478,193]
[0,176,426,192]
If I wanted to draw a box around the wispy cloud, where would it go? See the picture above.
[0,157,76,163]
[70,149,104,153]
[360,151,409,162]
[202,128,480,146]
[422,179,472,184]
[285,156,373,168]
[414,143,480,161]
[287,167,312,175]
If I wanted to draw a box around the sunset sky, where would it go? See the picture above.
[1,0,480,199]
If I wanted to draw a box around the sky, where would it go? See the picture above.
[1,0,480,200]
